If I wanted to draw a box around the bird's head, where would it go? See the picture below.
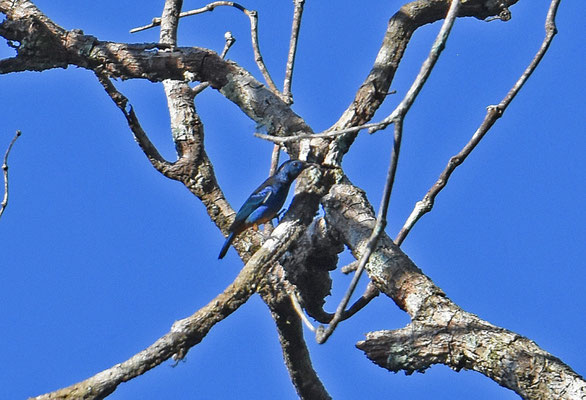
[277,159,311,181]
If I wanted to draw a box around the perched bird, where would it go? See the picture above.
[218,159,310,259]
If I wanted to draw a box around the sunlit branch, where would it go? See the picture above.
[269,144,281,176]
[283,0,305,105]
[131,1,282,96]
[0,130,21,220]
[290,292,316,332]
[315,0,461,344]
[256,0,462,146]
[31,245,286,400]
[395,0,561,246]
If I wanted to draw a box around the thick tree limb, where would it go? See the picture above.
[259,268,331,400]
[326,0,519,161]
[158,2,329,397]
[30,195,318,400]
[357,317,586,399]
[0,0,311,142]
[131,1,282,97]
[321,178,586,399]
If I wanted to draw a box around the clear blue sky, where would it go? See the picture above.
[1,1,584,399]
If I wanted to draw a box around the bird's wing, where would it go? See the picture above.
[232,185,274,224]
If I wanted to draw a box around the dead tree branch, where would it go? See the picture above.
[0,130,21,220]
[395,0,562,245]
[260,269,331,400]
[322,178,585,400]
[132,1,282,97]
[282,0,305,105]
[2,0,580,399]
[316,0,461,343]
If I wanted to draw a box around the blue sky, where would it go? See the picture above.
[1,1,584,399]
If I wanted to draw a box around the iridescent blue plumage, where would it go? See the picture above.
[218,160,309,259]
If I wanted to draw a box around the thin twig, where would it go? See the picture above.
[132,2,282,97]
[254,122,381,144]
[255,0,462,146]
[246,9,281,96]
[192,31,236,96]
[316,120,404,343]
[95,72,172,174]
[220,31,236,58]
[0,130,21,220]
[131,1,245,33]
[315,0,461,344]
[395,0,560,246]
[283,0,305,105]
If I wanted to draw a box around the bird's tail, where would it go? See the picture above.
[218,232,236,259]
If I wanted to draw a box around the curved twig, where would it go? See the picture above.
[0,130,21,220]
[131,1,246,33]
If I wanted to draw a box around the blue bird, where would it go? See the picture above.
[218,159,310,259]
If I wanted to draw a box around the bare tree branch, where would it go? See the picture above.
[95,73,174,173]
[30,229,302,400]
[316,0,461,344]
[0,130,21,220]
[31,182,322,399]
[316,120,404,343]
[131,1,241,33]
[298,282,380,326]
[322,177,586,399]
[0,0,311,145]
[3,0,579,398]
[131,1,282,97]
[260,270,331,400]
[358,311,586,399]
[325,0,519,163]
[395,0,562,245]
[282,0,305,105]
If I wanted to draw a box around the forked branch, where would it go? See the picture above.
[131,1,282,97]
[315,0,461,344]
